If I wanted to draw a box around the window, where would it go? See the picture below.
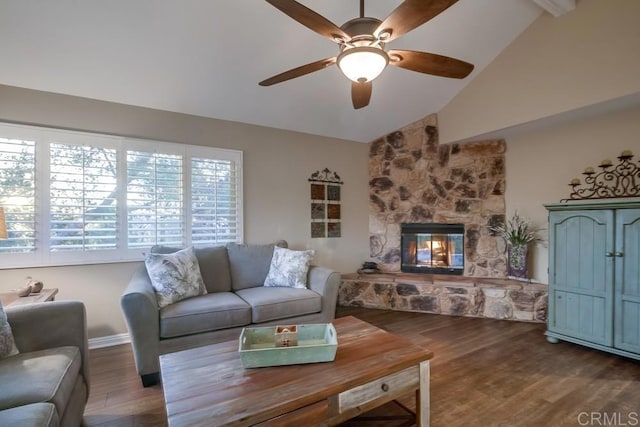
[50,143,118,252]
[0,136,36,254]
[0,123,243,268]
[127,151,183,249]
[191,157,239,245]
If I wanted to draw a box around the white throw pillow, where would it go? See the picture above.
[145,246,207,308]
[0,301,19,358]
[264,246,315,289]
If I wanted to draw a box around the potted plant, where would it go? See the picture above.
[490,212,542,278]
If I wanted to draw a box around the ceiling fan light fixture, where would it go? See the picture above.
[377,29,392,41]
[337,46,389,83]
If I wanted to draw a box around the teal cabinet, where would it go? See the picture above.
[615,209,640,354]
[545,200,640,361]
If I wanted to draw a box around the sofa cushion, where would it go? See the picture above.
[235,287,322,323]
[0,402,59,427]
[145,246,207,308]
[0,300,19,358]
[160,292,251,338]
[264,246,314,289]
[227,242,279,291]
[151,245,232,293]
[0,346,81,418]
[194,246,232,293]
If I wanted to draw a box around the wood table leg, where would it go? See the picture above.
[417,360,430,427]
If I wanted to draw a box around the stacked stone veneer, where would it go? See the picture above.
[369,114,507,277]
[340,273,548,322]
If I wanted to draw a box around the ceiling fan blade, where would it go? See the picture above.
[351,81,372,109]
[259,57,337,86]
[374,0,458,43]
[265,0,350,43]
[388,49,474,79]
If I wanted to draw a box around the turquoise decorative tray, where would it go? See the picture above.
[238,323,338,368]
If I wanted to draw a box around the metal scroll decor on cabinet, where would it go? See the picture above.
[309,168,343,238]
[565,150,640,201]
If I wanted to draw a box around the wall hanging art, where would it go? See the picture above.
[309,168,343,238]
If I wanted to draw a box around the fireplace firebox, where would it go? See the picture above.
[401,223,464,275]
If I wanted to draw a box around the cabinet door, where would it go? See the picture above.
[614,209,640,354]
[548,210,614,345]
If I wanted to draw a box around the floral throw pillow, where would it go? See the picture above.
[264,246,315,289]
[0,301,19,358]
[145,246,207,308]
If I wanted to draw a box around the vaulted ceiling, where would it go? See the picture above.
[0,1,551,142]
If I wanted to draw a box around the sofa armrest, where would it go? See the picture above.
[308,266,341,321]
[6,300,90,396]
[120,264,161,378]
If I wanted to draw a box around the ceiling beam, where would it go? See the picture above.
[532,0,576,17]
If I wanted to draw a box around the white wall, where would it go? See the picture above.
[505,104,640,282]
[0,84,371,339]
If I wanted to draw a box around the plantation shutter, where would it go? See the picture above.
[0,137,36,253]
[127,151,183,248]
[191,157,239,245]
[49,143,118,251]
[0,122,242,268]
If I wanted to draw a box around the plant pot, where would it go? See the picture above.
[508,243,528,278]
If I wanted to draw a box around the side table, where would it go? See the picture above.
[0,288,59,307]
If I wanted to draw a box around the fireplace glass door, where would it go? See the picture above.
[401,223,464,274]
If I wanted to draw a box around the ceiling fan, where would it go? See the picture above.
[259,0,474,109]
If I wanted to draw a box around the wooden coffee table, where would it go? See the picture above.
[160,316,434,426]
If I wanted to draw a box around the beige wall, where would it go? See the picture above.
[438,0,640,144]
[0,84,370,339]
[505,104,640,283]
[437,0,640,282]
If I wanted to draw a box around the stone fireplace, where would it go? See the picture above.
[369,114,507,277]
[338,114,548,323]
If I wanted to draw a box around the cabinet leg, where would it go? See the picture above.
[546,336,560,344]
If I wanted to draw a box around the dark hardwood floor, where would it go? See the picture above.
[84,307,640,426]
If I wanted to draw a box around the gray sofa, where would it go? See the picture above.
[0,301,90,427]
[121,242,341,387]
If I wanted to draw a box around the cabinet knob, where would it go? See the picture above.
[605,252,614,257]
[615,252,624,257]
[381,383,389,392]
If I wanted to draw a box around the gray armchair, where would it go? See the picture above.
[1,301,90,426]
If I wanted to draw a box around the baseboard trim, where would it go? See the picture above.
[89,333,130,350]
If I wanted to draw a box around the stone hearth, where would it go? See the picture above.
[340,273,548,323]
[369,114,507,277]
